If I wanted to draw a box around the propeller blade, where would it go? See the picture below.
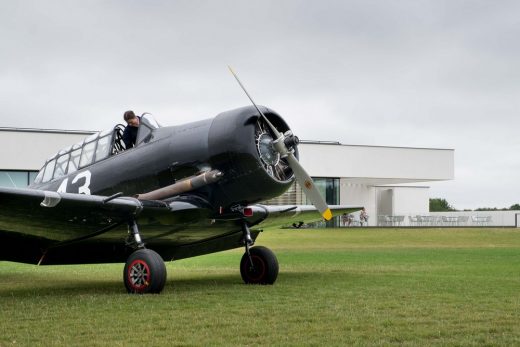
[228,66,332,221]
[228,66,282,138]
[284,153,332,221]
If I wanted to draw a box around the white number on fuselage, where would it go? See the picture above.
[57,170,92,195]
[57,178,68,193]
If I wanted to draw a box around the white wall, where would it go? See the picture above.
[377,189,394,216]
[340,180,376,225]
[391,186,430,216]
[0,129,92,170]
[340,183,431,227]
[299,143,454,185]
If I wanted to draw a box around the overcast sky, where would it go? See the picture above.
[1,0,518,210]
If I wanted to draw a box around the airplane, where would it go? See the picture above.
[0,70,361,294]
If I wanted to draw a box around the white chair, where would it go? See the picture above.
[458,216,469,226]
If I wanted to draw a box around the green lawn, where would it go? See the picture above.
[1,228,520,346]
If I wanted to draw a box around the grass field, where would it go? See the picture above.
[1,228,520,346]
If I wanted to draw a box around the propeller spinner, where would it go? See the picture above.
[228,66,332,221]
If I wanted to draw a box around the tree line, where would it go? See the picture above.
[429,198,520,212]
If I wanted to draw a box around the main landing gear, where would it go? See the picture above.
[122,220,279,294]
[123,220,167,294]
[240,222,279,284]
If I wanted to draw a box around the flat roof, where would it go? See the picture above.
[0,127,96,136]
[0,129,453,152]
[300,140,454,152]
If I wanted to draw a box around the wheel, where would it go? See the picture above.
[240,246,279,284]
[124,249,167,294]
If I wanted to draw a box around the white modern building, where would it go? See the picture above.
[0,127,455,226]
[266,141,454,226]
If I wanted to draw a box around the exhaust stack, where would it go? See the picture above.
[136,170,223,201]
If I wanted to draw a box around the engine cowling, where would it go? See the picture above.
[204,105,297,207]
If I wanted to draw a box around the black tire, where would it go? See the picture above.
[124,249,167,294]
[240,246,279,285]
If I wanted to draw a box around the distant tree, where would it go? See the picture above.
[429,198,456,212]
[475,207,499,211]
[475,205,520,211]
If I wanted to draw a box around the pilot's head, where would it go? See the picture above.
[124,110,140,127]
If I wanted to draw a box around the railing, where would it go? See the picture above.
[377,215,492,227]
[303,212,518,228]
[375,212,518,227]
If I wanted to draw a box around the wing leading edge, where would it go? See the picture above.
[250,204,363,229]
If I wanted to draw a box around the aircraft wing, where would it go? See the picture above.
[0,187,361,264]
[0,186,360,238]
[251,204,363,229]
[0,187,148,241]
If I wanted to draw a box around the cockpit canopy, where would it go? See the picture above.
[33,114,160,185]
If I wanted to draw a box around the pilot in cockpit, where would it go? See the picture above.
[122,110,140,149]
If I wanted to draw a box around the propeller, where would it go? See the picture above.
[228,66,332,221]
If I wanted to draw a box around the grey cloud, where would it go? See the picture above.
[0,0,519,208]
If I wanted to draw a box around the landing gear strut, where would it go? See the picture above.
[240,222,279,284]
[123,220,167,294]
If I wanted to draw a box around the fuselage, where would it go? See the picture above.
[30,106,296,210]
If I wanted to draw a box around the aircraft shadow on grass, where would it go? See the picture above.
[0,270,364,297]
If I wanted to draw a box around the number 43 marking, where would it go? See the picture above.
[57,170,92,195]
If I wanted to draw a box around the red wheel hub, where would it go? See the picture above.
[127,259,151,292]
[243,255,266,282]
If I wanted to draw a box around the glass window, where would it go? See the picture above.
[302,177,340,228]
[325,178,339,205]
[99,129,111,137]
[141,113,160,128]
[306,178,339,205]
[94,135,111,162]
[42,160,56,183]
[67,148,82,174]
[29,171,38,184]
[79,141,96,168]
[136,114,161,145]
[84,133,99,143]
[53,153,70,179]
[58,146,72,155]
[34,169,44,184]
[0,171,28,188]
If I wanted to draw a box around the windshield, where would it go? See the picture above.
[141,113,160,128]
[33,128,118,184]
[33,114,162,185]
[136,113,161,145]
